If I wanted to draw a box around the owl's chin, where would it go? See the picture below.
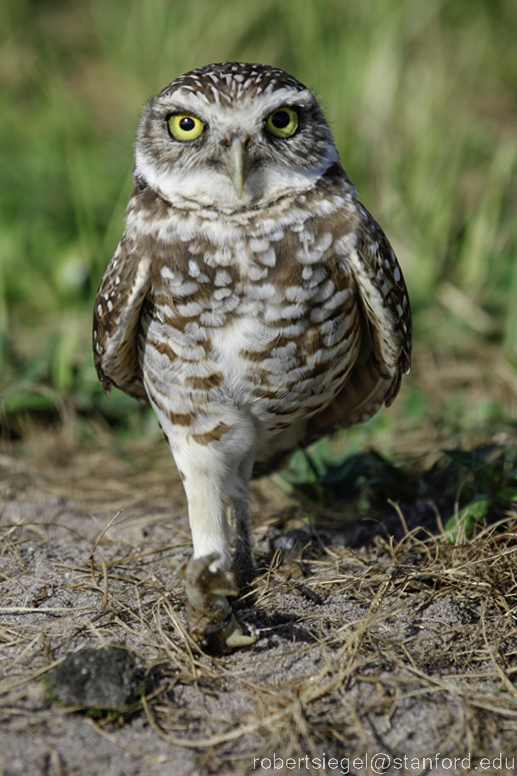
[135,153,332,212]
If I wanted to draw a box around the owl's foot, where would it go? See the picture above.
[180,553,257,650]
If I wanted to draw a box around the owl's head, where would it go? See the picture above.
[134,62,340,210]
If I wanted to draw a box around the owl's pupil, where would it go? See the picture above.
[272,111,290,128]
[179,117,196,132]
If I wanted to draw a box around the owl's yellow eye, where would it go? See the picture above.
[168,113,205,141]
[265,106,299,138]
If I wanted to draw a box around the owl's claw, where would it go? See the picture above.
[180,553,257,649]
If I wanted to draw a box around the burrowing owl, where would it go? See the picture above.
[93,62,411,642]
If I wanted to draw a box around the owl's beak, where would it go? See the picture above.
[227,136,248,199]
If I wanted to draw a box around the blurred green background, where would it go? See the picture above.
[1,0,516,454]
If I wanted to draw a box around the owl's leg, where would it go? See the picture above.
[167,425,258,648]
[172,440,232,572]
[230,456,256,591]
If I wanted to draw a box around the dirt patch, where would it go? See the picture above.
[1,447,517,776]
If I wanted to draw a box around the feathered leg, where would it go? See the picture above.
[230,456,256,591]
[164,416,257,648]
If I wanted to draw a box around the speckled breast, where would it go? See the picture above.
[137,202,363,434]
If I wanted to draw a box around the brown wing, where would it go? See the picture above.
[93,233,151,402]
[253,205,411,476]
[304,209,411,442]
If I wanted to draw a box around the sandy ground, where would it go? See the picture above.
[1,444,517,776]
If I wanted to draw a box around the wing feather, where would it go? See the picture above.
[254,204,411,475]
[93,235,151,402]
[305,211,411,441]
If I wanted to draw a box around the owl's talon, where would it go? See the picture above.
[180,553,257,649]
[221,617,258,648]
